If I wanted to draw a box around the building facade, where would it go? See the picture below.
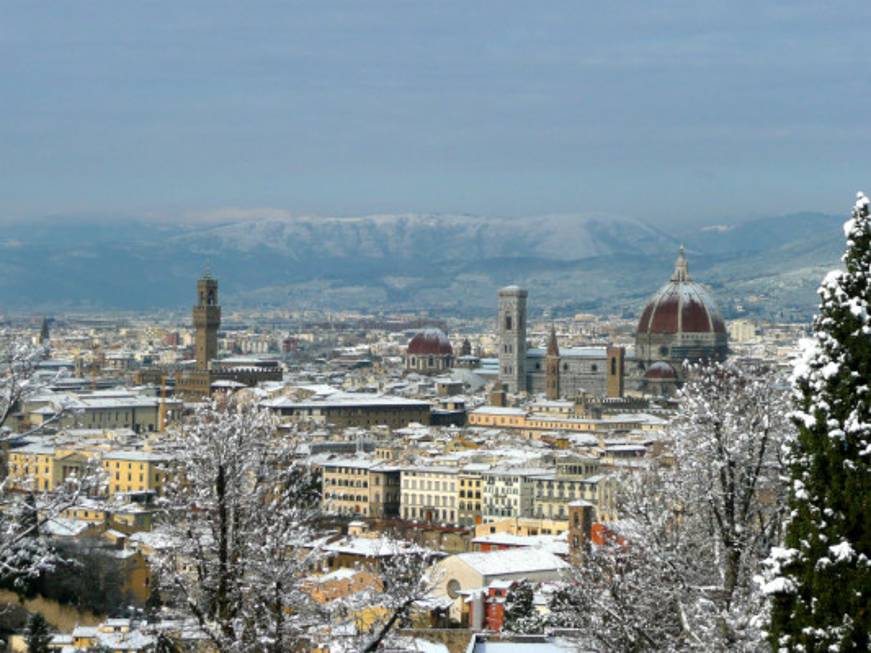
[400,466,460,525]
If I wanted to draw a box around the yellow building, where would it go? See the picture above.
[6,440,172,498]
[457,468,485,527]
[6,442,55,491]
[304,567,382,604]
[103,451,171,496]
[473,516,569,538]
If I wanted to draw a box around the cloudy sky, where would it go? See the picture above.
[2,1,870,226]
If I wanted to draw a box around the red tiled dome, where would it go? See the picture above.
[637,247,726,336]
[644,361,677,380]
[407,329,453,356]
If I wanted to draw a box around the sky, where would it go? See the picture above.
[2,1,871,227]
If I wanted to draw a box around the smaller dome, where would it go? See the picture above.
[645,361,677,380]
[407,328,453,356]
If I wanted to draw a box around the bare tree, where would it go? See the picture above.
[553,361,789,651]
[354,548,442,652]
[0,338,98,587]
[151,396,325,653]
[0,338,47,434]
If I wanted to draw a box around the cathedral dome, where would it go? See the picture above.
[637,246,726,336]
[407,328,453,356]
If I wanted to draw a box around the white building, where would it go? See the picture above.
[481,467,549,522]
[400,466,459,525]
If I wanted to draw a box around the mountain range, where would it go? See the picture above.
[0,211,845,321]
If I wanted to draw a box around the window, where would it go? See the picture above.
[505,314,512,330]
[611,357,617,375]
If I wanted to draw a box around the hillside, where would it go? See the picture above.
[0,211,844,320]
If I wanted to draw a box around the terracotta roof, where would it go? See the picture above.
[407,328,453,355]
[637,248,726,336]
[644,361,677,380]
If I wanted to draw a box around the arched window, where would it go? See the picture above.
[505,314,512,330]
[611,357,617,375]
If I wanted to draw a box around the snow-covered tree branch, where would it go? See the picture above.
[151,395,327,653]
[552,360,789,651]
[0,337,100,588]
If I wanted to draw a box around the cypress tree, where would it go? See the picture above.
[503,580,543,634]
[25,612,51,653]
[765,193,871,651]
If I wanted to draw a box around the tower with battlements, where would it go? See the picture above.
[193,275,220,370]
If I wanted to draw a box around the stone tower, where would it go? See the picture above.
[39,318,50,345]
[498,286,528,393]
[193,274,221,370]
[606,344,625,398]
[545,325,560,400]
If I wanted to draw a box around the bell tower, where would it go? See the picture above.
[545,325,560,400]
[498,286,528,393]
[193,274,220,370]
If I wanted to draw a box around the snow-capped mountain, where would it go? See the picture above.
[0,211,844,319]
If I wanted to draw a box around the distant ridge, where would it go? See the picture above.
[0,211,843,320]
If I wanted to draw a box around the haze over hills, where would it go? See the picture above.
[0,211,844,321]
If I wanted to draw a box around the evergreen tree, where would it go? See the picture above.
[502,581,543,634]
[25,612,51,653]
[763,193,871,651]
[152,633,181,653]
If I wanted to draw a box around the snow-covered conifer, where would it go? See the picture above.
[24,612,51,653]
[764,193,871,651]
[502,580,544,634]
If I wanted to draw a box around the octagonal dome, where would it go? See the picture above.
[637,246,726,336]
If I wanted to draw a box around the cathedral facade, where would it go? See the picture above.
[497,247,728,398]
